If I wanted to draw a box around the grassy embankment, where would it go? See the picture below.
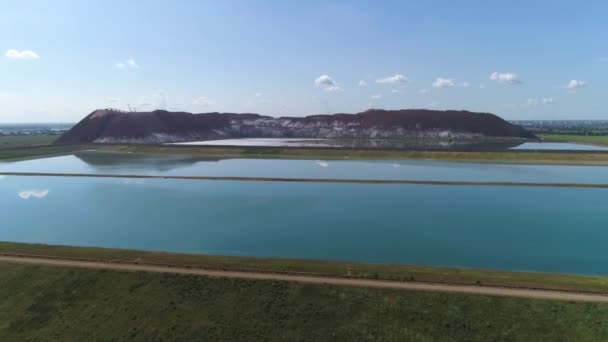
[0,134,59,148]
[2,259,608,340]
[0,134,84,161]
[3,242,608,294]
[540,133,608,146]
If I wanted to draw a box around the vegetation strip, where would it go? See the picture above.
[4,241,608,294]
[2,253,608,302]
[2,171,608,188]
[2,251,608,296]
[5,143,608,166]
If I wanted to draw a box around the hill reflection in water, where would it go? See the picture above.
[73,152,222,173]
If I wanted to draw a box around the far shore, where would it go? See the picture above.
[4,143,608,166]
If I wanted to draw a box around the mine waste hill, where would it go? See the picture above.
[56,108,537,144]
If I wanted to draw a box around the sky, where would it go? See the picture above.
[1,0,607,123]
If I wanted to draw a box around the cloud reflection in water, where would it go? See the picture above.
[18,189,49,199]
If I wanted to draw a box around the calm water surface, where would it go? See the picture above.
[512,142,608,151]
[172,138,608,151]
[1,176,608,275]
[2,152,608,184]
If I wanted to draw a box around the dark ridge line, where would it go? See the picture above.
[2,172,608,189]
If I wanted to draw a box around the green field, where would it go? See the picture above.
[0,134,58,148]
[3,242,608,294]
[0,144,84,161]
[1,262,608,341]
[540,134,608,146]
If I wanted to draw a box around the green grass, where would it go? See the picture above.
[0,145,86,161]
[540,134,608,146]
[3,242,608,294]
[0,134,58,148]
[1,262,608,341]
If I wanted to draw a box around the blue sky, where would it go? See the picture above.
[1,0,607,122]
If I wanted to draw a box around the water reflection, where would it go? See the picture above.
[122,179,146,185]
[172,138,525,151]
[74,152,216,172]
[4,151,608,184]
[513,142,608,151]
[18,189,49,199]
[171,138,608,151]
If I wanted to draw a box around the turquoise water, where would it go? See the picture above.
[2,175,608,275]
[3,152,608,184]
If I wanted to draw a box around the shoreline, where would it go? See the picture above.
[4,143,608,166]
[3,171,608,188]
[3,253,608,302]
[2,241,608,294]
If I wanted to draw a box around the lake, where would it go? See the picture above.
[1,175,608,275]
[513,142,608,151]
[3,152,608,184]
[172,138,608,151]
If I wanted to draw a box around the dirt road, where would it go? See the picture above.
[2,255,608,303]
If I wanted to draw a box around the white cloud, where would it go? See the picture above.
[376,74,408,84]
[193,96,212,107]
[391,89,399,93]
[106,97,120,104]
[527,97,555,106]
[419,89,429,94]
[18,189,49,199]
[567,80,587,89]
[315,75,335,87]
[358,80,367,87]
[116,58,140,69]
[5,49,39,60]
[432,78,455,88]
[255,92,263,98]
[490,72,521,84]
[126,59,139,69]
[595,57,608,63]
[460,82,471,88]
[371,94,382,100]
[542,97,555,104]
[315,75,342,91]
